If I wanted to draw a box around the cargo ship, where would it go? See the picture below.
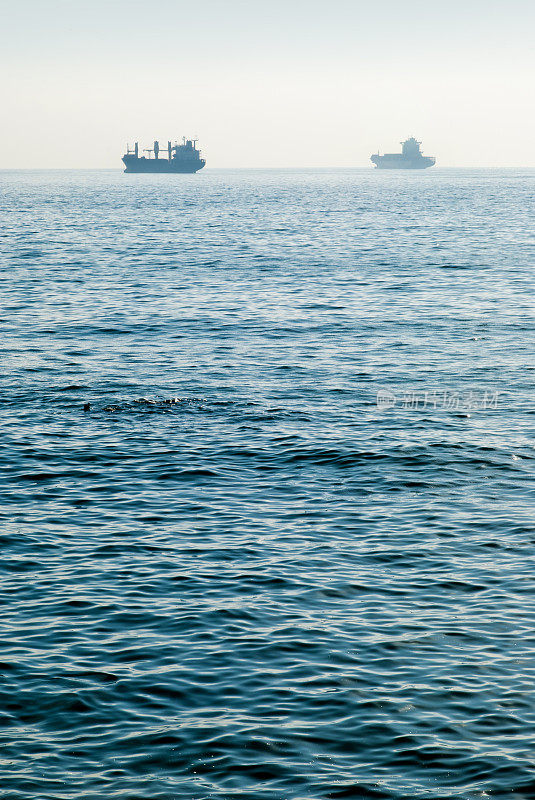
[371,138,435,170]
[122,138,206,173]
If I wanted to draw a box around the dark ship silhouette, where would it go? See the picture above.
[122,138,205,173]
[371,138,435,170]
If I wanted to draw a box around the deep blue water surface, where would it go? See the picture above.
[1,168,535,799]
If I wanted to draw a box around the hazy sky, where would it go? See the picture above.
[2,0,534,168]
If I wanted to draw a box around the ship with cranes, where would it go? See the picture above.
[122,138,206,173]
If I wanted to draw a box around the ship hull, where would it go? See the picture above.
[371,155,435,170]
[122,156,205,174]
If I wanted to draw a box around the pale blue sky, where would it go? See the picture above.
[2,0,534,167]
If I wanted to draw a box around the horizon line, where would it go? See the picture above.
[2,165,535,172]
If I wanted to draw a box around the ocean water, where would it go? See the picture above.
[1,167,534,800]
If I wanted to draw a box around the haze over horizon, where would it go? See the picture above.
[2,0,534,169]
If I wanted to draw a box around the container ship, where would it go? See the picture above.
[371,138,435,170]
[122,138,206,173]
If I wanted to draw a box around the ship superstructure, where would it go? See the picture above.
[122,138,206,173]
[371,138,435,170]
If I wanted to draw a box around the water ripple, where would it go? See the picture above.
[0,168,534,799]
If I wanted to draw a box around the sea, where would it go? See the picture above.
[1,167,534,800]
